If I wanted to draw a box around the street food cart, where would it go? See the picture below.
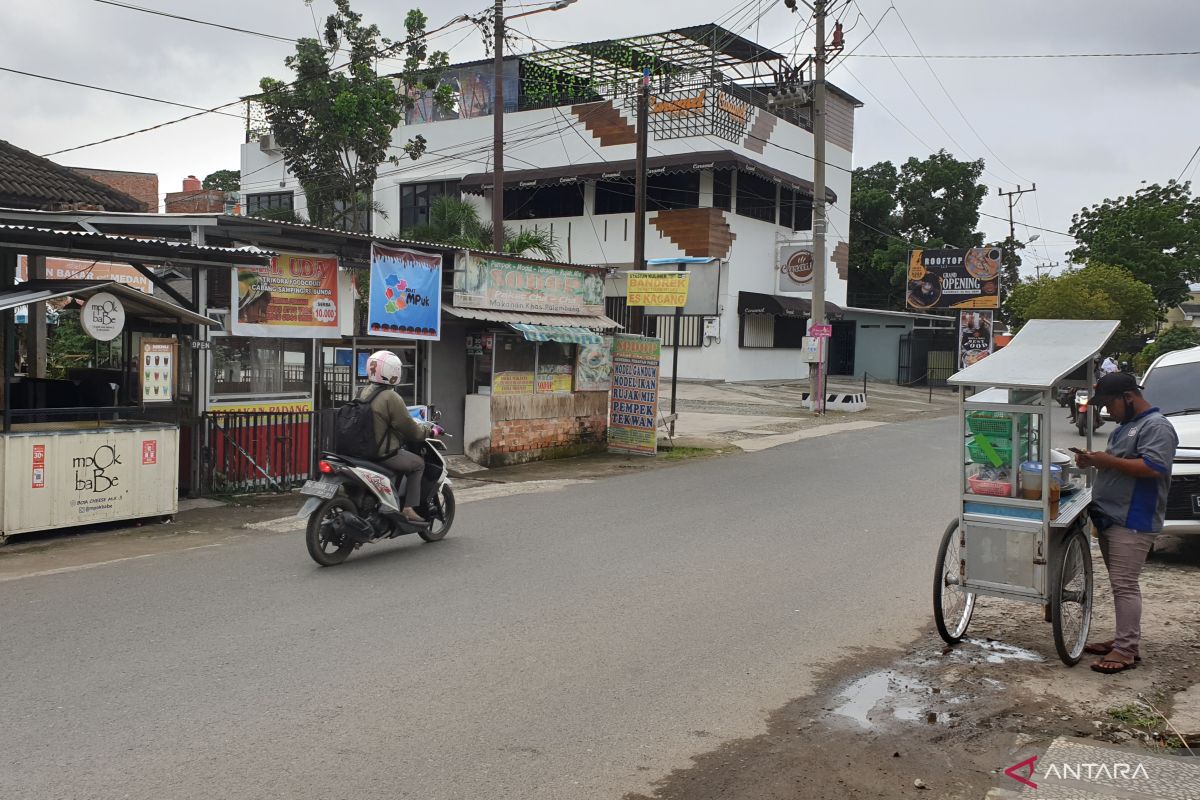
[934,319,1119,665]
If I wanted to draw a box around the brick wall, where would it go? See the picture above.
[488,392,609,466]
[69,167,158,212]
[165,189,226,213]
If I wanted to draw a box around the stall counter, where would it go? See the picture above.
[0,421,178,540]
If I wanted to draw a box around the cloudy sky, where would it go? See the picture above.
[3,0,1198,276]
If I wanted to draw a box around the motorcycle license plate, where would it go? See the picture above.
[299,480,337,499]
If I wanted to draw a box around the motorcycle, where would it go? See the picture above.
[1056,386,1074,408]
[299,413,455,566]
[1074,390,1104,437]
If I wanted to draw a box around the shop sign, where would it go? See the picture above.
[907,247,1001,310]
[627,272,690,307]
[958,310,994,370]
[809,324,832,338]
[232,252,340,339]
[140,338,176,403]
[17,255,154,294]
[466,334,493,356]
[536,370,573,394]
[209,399,314,415]
[368,244,442,340]
[778,240,815,292]
[492,372,535,396]
[575,338,614,392]
[455,257,604,316]
[80,292,125,341]
[142,440,157,465]
[608,335,661,456]
[32,444,45,489]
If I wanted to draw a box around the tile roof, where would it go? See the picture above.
[0,140,145,212]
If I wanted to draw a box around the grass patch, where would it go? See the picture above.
[1107,703,1161,731]
[659,446,718,461]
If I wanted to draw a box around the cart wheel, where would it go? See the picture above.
[1051,525,1093,666]
[934,518,975,644]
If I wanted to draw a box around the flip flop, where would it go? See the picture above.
[1091,657,1138,674]
[1083,641,1141,660]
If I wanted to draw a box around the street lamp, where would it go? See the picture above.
[492,0,579,251]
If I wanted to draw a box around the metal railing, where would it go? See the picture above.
[199,410,334,495]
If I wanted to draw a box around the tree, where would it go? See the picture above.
[1068,181,1200,310]
[1003,262,1157,344]
[1135,325,1200,372]
[847,150,991,309]
[202,169,240,193]
[257,2,452,230]
[402,195,559,260]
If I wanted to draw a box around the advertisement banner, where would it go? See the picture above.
[18,255,154,294]
[627,272,690,307]
[778,240,816,293]
[608,335,661,456]
[140,338,177,403]
[906,247,1001,310]
[492,372,535,396]
[232,252,340,338]
[455,257,604,315]
[575,338,614,392]
[958,310,995,370]
[209,399,314,415]
[368,244,442,340]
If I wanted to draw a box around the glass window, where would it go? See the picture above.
[781,188,813,231]
[398,180,460,232]
[735,170,777,223]
[1141,362,1200,416]
[504,184,584,220]
[713,170,732,211]
[211,337,312,397]
[246,192,294,215]
[492,334,537,395]
[536,341,575,393]
[647,172,700,210]
[595,180,635,215]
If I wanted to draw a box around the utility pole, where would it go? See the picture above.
[491,0,505,252]
[997,183,1037,249]
[1033,260,1059,280]
[630,69,650,336]
[809,0,828,414]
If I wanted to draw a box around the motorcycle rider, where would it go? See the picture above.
[359,350,428,525]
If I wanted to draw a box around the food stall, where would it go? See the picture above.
[933,319,1119,665]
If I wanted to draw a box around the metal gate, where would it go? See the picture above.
[898,329,957,386]
[199,410,336,494]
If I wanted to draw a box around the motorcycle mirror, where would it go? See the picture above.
[432,409,443,422]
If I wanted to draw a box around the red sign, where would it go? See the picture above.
[809,324,833,338]
[142,440,157,465]
[32,444,45,489]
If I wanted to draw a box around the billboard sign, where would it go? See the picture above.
[906,247,1001,310]
[232,252,340,339]
[958,310,995,370]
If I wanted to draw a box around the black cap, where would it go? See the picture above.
[1093,371,1140,404]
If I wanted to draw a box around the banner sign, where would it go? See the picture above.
[232,252,340,338]
[627,272,690,307]
[209,399,314,415]
[369,244,443,340]
[492,372,535,396]
[140,338,177,403]
[778,240,815,292]
[608,335,661,456]
[81,292,125,341]
[575,338,613,392]
[906,247,1001,310]
[455,257,604,316]
[958,310,995,370]
[18,256,154,294]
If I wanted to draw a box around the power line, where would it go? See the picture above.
[91,0,299,43]
[1176,142,1200,182]
[0,65,244,119]
[847,49,1200,59]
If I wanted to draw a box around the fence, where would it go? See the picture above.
[898,330,957,387]
[199,409,337,495]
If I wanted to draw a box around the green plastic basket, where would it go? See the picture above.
[967,436,1028,467]
[966,411,1029,439]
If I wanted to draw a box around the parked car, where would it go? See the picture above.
[1140,345,1200,535]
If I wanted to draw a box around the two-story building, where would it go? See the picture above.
[241,23,861,383]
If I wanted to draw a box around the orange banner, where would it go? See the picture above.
[231,252,340,338]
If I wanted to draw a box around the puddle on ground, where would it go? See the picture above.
[961,638,1045,664]
[832,670,952,728]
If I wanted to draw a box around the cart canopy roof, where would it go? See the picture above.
[0,280,216,327]
[948,319,1119,390]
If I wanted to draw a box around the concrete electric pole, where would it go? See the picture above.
[810,0,828,414]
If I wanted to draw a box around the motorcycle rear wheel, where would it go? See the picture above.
[419,485,455,543]
[306,497,357,566]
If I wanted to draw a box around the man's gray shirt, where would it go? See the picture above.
[1091,407,1178,533]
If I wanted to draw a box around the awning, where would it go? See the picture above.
[737,290,843,318]
[510,323,603,345]
[0,280,217,327]
[444,304,622,330]
[460,149,837,203]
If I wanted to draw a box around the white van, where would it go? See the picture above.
[1139,345,1200,535]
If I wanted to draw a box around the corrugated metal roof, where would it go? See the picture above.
[0,280,216,327]
[0,224,272,265]
[0,140,145,212]
[445,305,622,330]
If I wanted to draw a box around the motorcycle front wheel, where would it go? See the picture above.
[419,485,455,543]
[306,497,357,566]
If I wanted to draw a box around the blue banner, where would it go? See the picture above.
[368,244,443,340]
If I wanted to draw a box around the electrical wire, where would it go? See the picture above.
[848,49,1200,60]
[0,66,245,119]
[91,0,299,44]
[1176,142,1200,182]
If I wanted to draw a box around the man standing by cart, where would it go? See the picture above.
[1072,372,1177,674]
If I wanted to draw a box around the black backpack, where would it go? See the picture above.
[334,385,386,458]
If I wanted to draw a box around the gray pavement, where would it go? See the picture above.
[0,415,960,800]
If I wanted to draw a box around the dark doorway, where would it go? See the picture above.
[898,329,957,386]
[828,319,856,375]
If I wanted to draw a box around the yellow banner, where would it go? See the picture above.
[627,272,690,307]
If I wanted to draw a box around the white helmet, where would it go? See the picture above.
[366,350,404,386]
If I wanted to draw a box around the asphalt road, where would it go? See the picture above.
[0,415,962,800]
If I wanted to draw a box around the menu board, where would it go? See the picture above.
[141,338,177,403]
[607,335,661,456]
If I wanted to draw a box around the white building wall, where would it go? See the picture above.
[239,139,308,219]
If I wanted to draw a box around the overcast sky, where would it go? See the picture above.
[4,0,1198,276]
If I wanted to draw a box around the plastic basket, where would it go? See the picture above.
[966,411,1029,439]
[967,437,1027,467]
[967,474,1014,497]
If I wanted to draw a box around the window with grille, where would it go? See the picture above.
[399,181,460,231]
[245,192,294,215]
